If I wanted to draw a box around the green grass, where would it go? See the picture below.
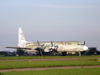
[1,67,100,75]
[0,60,100,70]
[0,55,100,60]
[79,58,98,61]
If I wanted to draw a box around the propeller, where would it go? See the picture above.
[48,41,58,55]
[35,40,45,55]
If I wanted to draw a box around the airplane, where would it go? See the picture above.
[4,27,88,56]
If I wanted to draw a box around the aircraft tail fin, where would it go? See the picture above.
[18,27,27,47]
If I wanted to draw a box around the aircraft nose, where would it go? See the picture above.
[83,46,88,51]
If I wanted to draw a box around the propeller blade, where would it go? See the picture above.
[54,45,58,50]
[37,40,39,46]
[34,48,38,50]
[53,50,55,55]
[51,41,53,47]
[44,46,46,49]
[40,49,42,54]
[41,44,44,47]
[48,48,52,50]
[54,45,58,47]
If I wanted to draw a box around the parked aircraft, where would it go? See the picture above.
[4,27,88,56]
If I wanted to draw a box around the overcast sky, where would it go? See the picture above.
[0,0,100,51]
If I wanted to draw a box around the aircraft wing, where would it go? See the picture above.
[4,46,31,50]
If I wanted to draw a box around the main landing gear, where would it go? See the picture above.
[78,52,81,56]
[61,52,66,56]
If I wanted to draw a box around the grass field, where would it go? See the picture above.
[0,56,100,75]
[0,55,100,60]
[0,67,100,75]
[0,59,100,69]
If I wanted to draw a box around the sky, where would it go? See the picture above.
[0,0,100,51]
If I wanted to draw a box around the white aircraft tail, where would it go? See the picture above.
[18,27,27,47]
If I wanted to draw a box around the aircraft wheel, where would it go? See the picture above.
[61,52,66,56]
